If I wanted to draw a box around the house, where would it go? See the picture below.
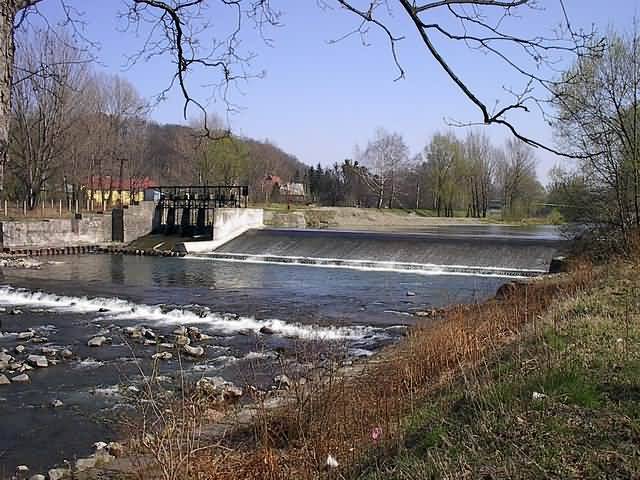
[261,175,306,203]
[280,182,306,200]
[83,176,156,206]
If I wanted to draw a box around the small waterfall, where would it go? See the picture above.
[189,252,547,278]
[208,228,565,277]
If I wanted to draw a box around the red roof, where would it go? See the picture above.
[85,176,156,191]
[263,175,282,185]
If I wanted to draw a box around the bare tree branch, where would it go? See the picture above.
[333,0,604,158]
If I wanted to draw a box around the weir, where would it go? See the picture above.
[191,227,566,278]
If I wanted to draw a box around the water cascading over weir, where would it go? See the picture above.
[186,227,566,279]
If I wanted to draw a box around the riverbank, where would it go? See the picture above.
[363,256,640,478]
[77,252,633,479]
[260,205,560,230]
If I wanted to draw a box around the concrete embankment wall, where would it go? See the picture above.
[179,208,264,253]
[122,201,156,243]
[0,216,111,249]
[0,201,156,249]
[263,211,307,229]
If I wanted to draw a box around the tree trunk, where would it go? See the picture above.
[0,2,17,194]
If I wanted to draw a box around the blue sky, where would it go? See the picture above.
[35,0,640,183]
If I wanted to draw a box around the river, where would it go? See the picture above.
[0,225,562,474]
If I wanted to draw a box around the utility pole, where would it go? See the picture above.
[118,157,128,207]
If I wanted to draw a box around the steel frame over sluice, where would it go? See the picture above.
[153,185,249,237]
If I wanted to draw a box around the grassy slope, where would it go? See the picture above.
[360,260,640,479]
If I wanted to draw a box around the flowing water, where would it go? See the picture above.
[0,226,564,474]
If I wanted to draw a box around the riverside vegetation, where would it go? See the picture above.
[109,244,640,480]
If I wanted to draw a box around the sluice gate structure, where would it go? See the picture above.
[153,185,250,237]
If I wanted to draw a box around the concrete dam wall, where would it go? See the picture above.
[198,228,565,278]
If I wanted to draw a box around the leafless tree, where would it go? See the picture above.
[9,28,88,208]
[359,127,409,208]
[553,27,640,242]
[0,0,279,194]
[496,137,540,216]
[329,0,602,157]
[463,130,494,217]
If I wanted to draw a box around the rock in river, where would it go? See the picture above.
[0,374,10,385]
[183,345,204,358]
[196,376,243,400]
[48,467,70,480]
[17,331,34,340]
[87,336,107,347]
[152,351,173,361]
[12,373,30,383]
[274,374,292,389]
[27,355,48,368]
[15,345,25,354]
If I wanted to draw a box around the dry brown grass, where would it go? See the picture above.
[153,260,595,480]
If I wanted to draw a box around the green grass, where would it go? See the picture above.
[358,259,640,479]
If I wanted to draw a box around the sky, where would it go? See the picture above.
[33,0,640,184]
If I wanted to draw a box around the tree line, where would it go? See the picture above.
[6,28,305,208]
[307,128,543,219]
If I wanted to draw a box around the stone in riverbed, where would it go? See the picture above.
[159,343,174,349]
[30,337,47,344]
[50,399,63,408]
[9,308,23,315]
[94,441,108,451]
[142,328,156,340]
[259,326,275,335]
[12,373,30,383]
[175,335,190,346]
[29,474,46,480]
[0,374,9,385]
[27,355,48,368]
[152,351,172,361]
[87,336,107,347]
[182,345,204,357]
[274,374,292,389]
[15,345,25,354]
[406,291,416,297]
[196,376,243,401]
[47,467,70,480]
[17,331,34,340]
[61,348,73,358]
[40,347,57,356]
[107,441,124,457]
[173,326,187,336]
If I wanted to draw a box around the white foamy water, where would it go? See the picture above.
[186,252,545,279]
[0,286,390,341]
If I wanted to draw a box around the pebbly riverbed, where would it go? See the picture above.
[0,252,508,477]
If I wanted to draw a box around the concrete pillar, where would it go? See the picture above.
[180,207,191,237]
[166,207,176,234]
[196,208,206,234]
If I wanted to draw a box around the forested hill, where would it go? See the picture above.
[136,123,307,196]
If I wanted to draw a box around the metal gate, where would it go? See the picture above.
[112,208,124,242]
